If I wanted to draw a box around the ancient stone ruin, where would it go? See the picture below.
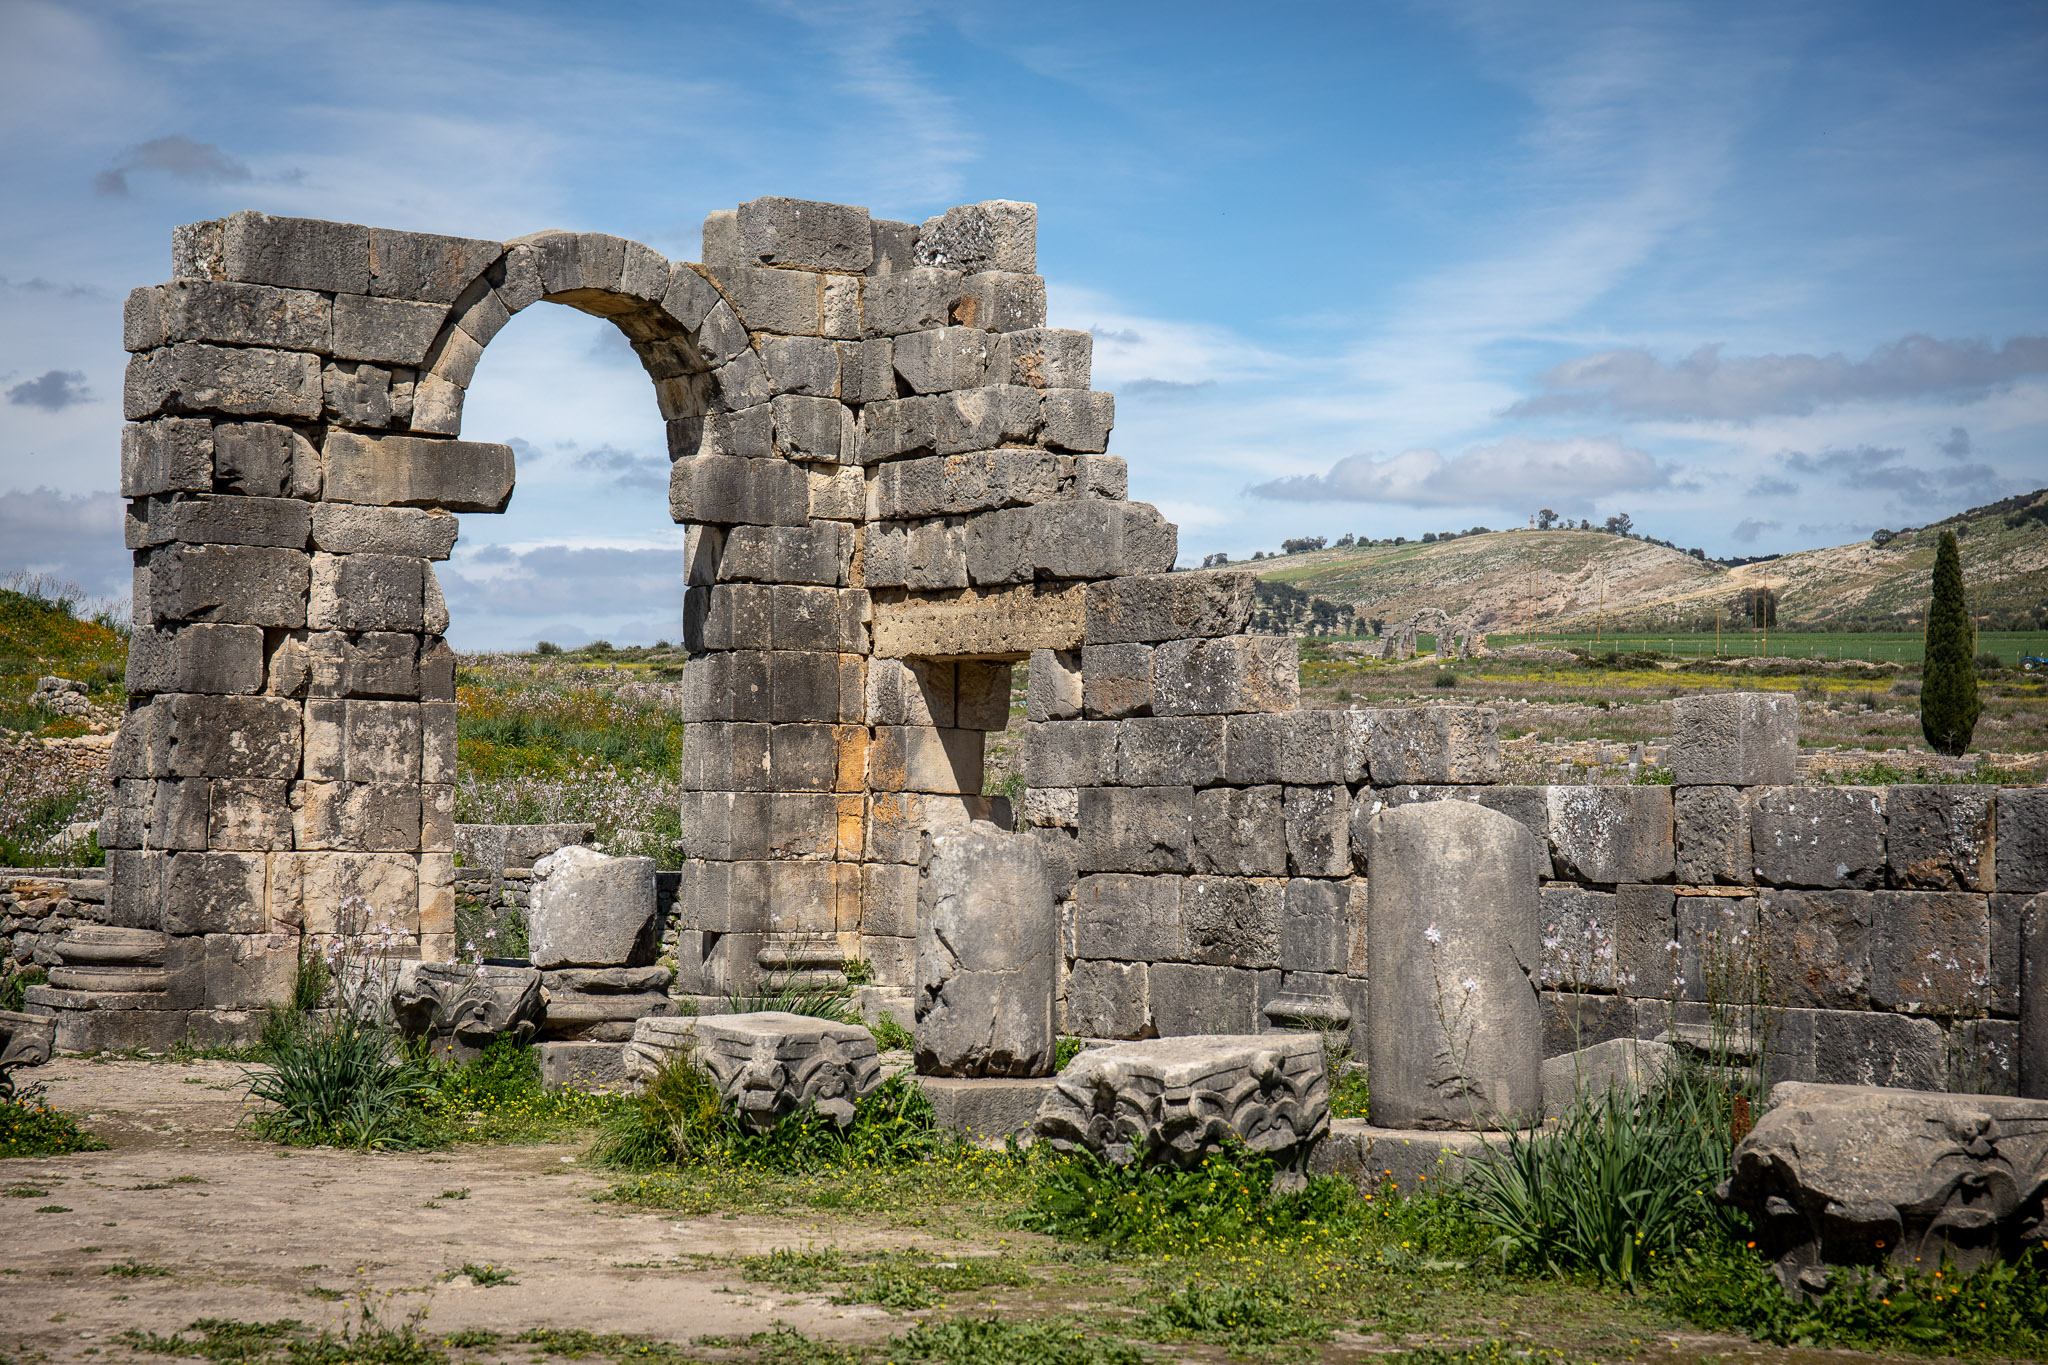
[10,193,2048,1291]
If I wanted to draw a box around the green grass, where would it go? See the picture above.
[1482,628,2048,664]
[0,1081,108,1158]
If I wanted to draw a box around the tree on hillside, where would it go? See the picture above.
[1201,552,1230,568]
[1604,512,1634,536]
[1280,536,1328,554]
[1921,529,1981,756]
[1536,509,1558,529]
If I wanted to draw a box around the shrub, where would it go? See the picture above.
[1921,530,1981,755]
[534,640,562,655]
[0,1080,108,1159]
[1433,671,1459,689]
[0,966,45,1012]
[870,1015,914,1051]
[1019,1143,1355,1252]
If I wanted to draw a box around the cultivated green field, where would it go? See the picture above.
[1442,629,2048,665]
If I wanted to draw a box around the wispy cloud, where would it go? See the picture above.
[1731,517,1781,544]
[0,489,127,593]
[1248,435,1670,512]
[1508,335,2048,421]
[94,134,279,196]
[7,370,94,412]
[1773,443,2007,506]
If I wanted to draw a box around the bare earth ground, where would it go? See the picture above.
[2,1060,957,1363]
[2,1060,2012,1365]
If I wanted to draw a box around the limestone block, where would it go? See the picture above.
[1085,572,1255,644]
[873,218,921,275]
[1063,959,1149,1038]
[807,463,864,522]
[872,450,1071,519]
[1990,891,2028,1020]
[1183,875,1280,968]
[1757,888,1871,1010]
[140,777,211,850]
[153,694,303,779]
[142,494,311,550]
[1867,890,1990,1014]
[1036,1033,1328,1177]
[1366,801,1542,1130]
[1082,643,1153,719]
[1026,647,1081,721]
[1073,873,1183,961]
[868,726,983,795]
[1997,788,2048,894]
[290,781,422,852]
[954,271,1045,332]
[203,932,299,1010]
[1152,636,1297,716]
[1039,388,1114,452]
[124,286,165,350]
[762,722,847,793]
[737,197,872,272]
[321,359,403,428]
[1022,719,1115,788]
[121,418,214,496]
[391,961,543,1062]
[330,295,447,367]
[627,1012,882,1129]
[915,820,1057,1077]
[1077,785,1193,873]
[1226,711,1369,786]
[1751,786,1886,889]
[207,778,294,851]
[1544,785,1674,886]
[861,792,1007,865]
[1154,960,1265,1033]
[768,394,852,463]
[1283,784,1350,877]
[368,227,502,303]
[1886,785,1996,892]
[861,267,961,338]
[1675,785,1751,885]
[1193,784,1287,877]
[760,334,841,396]
[1283,878,1349,974]
[715,523,850,586]
[1020,786,1078,830]
[864,657,955,727]
[125,622,265,696]
[869,581,1083,658]
[217,211,371,294]
[956,661,1012,730]
[161,851,268,934]
[1720,1083,2048,1294]
[916,201,1036,274]
[421,700,456,782]
[860,518,967,590]
[321,431,514,512]
[893,326,990,394]
[992,328,1090,389]
[212,422,313,498]
[1368,705,1500,785]
[1611,884,1678,995]
[157,279,330,352]
[1671,691,1798,787]
[303,698,421,783]
[308,552,424,632]
[1076,453,1127,500]
[309,503,458,560]
[269,852,416,934]
[1116,717,1225,787]
[668,454,809,527]
[126,343,322,421]
[528,845,658,969]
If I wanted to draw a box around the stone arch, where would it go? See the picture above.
[74,196,1186,1048]
[1377,608,1480,661]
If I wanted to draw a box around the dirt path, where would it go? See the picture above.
[2,1060,988,1364]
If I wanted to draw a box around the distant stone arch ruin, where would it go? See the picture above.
[1376,608,1481,660]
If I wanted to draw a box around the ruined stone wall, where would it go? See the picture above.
[1025,690,2048,1096]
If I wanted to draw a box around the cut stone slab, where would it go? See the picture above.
[914,1075,1056,1143]
[390,961,544,1062]
[625,1011,882,1130]
[1670,691,1798,787]
[527,846,658,968]
[1034,1033,1329,1181]
[915,820,1057,1077]
[1540,1038,1678,1119]
[1309,1119,1505,1196]
[1718,1082,2048,1297]
[535,1040,633,1093]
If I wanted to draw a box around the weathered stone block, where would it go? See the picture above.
[868,726,983,795]
[863,656,955,728]
[1082,643,1152,719]
[144,542,308,629]
[1759,889,1871,1010]
[1367,801,1541,1129]
[1152,636,1297,716]
[528,846,657,969]
[1546,785,1674,885]
[122,418,215,496]
[1038,387,1114,453]
[1886,785,1995,891]
[627,1012,881,1129]
[330,294,447,366]
[211,421,313,498]
[1062,959,1149,1038]
[1193,785,1286,877]
[1283,785,1349,877]
[737,197,872,272]
[1721,1083,2048,1295]
[309,552,424,632]
[1085,572,1255,644]
[157,279,330,351]
[1183,875,1280,968]
[1022,719,1115,788]
[1116,717,1225,786]
[1147,962,1260,1035]
[1037,1032,1327,1180]
[916,201,1035,274]
[217,211,371,294]
[1868,890,1990,1015]
[1078,785,1193,873]
[1368,705,1500,785]
[1073,873,1182,961]
[1671,691,1798,787]
[954,271,1044,332]
[139,493,312,550]
[147,694,304,779]
[1675,785,1751,885]
[1751,786,1886,889]
[268,851,416,935]
[1997,788,2048,894]
[125,622,265,696]
[916,821,1057,1077]
[1225,711,1369,787]
[126,343,322,421]
[368,227,502,303]
[668,454,810,526]
[207,777,294,850]
[304,698,421,783]
[861,267,961,338]
[161,851,268,934]
[955,661,1012,731]
[892,326,990,394]
[321,431,514,512]
[309,503,458,560]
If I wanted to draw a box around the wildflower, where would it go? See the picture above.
[1460,976,1480,994]
[1424,923,1442,945]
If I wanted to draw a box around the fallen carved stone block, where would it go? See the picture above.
[1034,1033,1329,1182]
[0,1010,57,1079]
[1717,1082,2048,1296]
[391,961,544,1061]
[625,1011,882,1130]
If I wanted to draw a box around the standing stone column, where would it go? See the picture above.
[1367,801,1540,1129]
[915,820,1056,1076]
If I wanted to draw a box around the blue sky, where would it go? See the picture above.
[3,0,2043,649]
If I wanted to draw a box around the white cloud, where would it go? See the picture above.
[1248,435,1670,513]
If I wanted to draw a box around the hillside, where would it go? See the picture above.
[1216,490,2048,634]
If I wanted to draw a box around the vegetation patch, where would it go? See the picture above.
[0,1080,108,1158]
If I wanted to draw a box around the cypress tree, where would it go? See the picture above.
[1920,529,1980,756]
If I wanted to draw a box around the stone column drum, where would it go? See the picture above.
[1366,800,1541,1129]
[914,819,1056,1076]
